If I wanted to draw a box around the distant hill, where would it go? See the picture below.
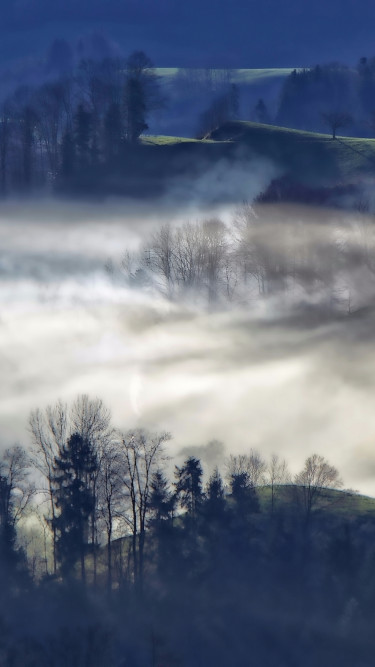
[258,486,375,518]
[136,121,375,206]
[208,120,375,186]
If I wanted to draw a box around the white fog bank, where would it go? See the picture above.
[2,199,375,495]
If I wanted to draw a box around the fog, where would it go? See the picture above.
[2,198,375,495]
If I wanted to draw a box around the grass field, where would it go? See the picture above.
[155,68,295,85]
[142,120,375,186]
[141,135,208,145]
[210,121,375,182]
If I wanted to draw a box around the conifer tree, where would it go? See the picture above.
[174,457,203,520]
[53,433,98,582]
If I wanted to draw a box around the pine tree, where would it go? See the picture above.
[204,467,226,520]
[174,457,203,520]
[52,433,97,582]
[230,471,260,514]
[149,470,174,523]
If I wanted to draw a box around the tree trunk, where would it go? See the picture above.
[91,512,97,587]
[107,530,112,594]
[132,530,138,583]
[138,530,145,590]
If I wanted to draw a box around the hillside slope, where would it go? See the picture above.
[209,121,375,185]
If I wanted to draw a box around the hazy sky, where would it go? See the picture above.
[2,199,375,494]
[0,0,374,67]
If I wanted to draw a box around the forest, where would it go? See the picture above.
[0,393,374,666]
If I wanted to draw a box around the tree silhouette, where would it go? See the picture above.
[230,471,260,514]
[204,467,226,521]
[124,77,148,143]
[53,432,98,581]
[30,396,112,577]
[61,129,76,180]
[321,111,353,139]
[97,442,124,593]
[254,98,270,124]
[21,105,38,189]
[104,102,123,162]
[294,453,343,524]
[0,447,32,591]
[149,469,175,524]
[174,457,203,520]
[74,104,93,168]
[120,429,169,585]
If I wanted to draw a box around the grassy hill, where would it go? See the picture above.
[258,485,375,518]
[156,67,294,85]
[141,121,375,192]
[208,120,375,185]
[91,121,375,200]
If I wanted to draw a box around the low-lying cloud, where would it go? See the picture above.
[2,199,375,495]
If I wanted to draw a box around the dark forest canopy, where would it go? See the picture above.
[5,50,375,203]
[0,50,169,195]
[276,59,375,136]
[0,394,374,665]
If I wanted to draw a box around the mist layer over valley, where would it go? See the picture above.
[2,198,375,495]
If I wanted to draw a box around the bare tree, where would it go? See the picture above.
[173,221,206,290]
[226,449,267,487]
[30,395,113,578]
[29,401,68,574]
[34,81,69,177]
[0,445,34,527]
[294,453,343,523]
[266,454,291,513]
[143,218,228,303]
[97,442,125,593]
[233,203,274,295]
[119,429,170,586]
[201,218,227,303]
[146,223,176,298]
[321,111,353,139]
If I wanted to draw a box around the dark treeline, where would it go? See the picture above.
[1,394,375,665]
[276,57,375,136]
[0,50,165,196]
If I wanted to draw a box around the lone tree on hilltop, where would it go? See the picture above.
[321,111,353,139]
[294,453,343,523]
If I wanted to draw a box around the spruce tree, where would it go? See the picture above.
[53,433,97,582]
[174,457,203,520]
